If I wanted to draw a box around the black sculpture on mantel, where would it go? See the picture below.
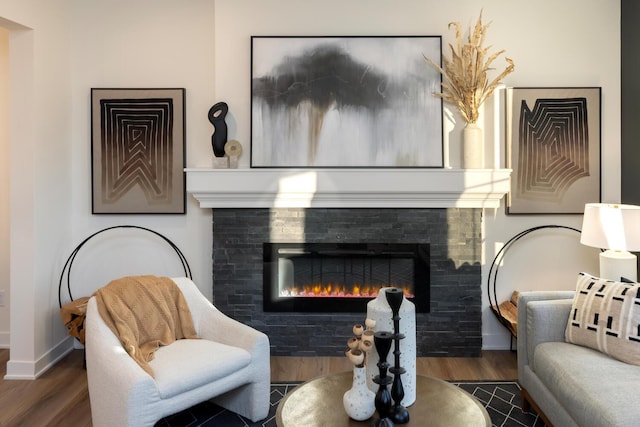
[208,102,228,157]
[372,331,395,427]
[386,288,410,424]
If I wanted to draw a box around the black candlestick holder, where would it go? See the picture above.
[385,288,410,424]
[371,331,395,427]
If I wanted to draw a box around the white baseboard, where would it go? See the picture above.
[482,332,515,351]
[4,336,75,380]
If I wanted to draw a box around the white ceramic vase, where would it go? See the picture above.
[463,123,484,168]
[343,365,376,421]
[365,288,416,406]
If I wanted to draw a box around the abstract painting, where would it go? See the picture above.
[250,36,443,168]
[91,88,185,214]
[506,87,601,214]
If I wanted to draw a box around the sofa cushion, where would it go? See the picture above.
[533,341,640,427]
[149,338,251,399]
[565,272,640,365]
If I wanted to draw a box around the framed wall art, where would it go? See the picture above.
[250,36,443,168]
[91,88,186,214]
[506,87,601,214]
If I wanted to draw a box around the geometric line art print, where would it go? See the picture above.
[516,97,589,202]
[506,87,601,214]
[91,88,186,214]
[100,98,173,204]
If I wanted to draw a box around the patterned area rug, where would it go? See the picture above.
[453,382,545,427]
[155,381,545,427]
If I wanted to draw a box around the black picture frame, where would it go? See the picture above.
[506,87,601,214]
[91,88,186,214]
[250,36,443,168]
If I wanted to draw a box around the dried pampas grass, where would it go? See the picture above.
[424,10,515,124]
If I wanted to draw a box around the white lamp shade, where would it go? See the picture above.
[580,203,640,251]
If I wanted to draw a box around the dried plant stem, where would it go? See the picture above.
[424,10,515,124]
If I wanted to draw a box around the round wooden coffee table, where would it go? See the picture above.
[276,371,491,426]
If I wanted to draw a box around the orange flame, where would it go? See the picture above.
[280,283,414,299]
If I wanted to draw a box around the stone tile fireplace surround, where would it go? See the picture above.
[212,207,483,357]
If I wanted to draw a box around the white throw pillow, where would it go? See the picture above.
[565,272,640,365]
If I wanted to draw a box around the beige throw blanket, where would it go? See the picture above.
[94,275,199,376]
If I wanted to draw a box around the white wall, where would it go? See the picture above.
[0,27,9,348]
[0,0,74,378]
[67,0,214,304]
[1,0,621,377]
[2,0,217,379]
[213,0,617,348]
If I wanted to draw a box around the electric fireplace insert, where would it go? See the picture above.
[263,242,429,312]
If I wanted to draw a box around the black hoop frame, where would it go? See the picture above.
[487,225,581,333]
[58,225,192,308]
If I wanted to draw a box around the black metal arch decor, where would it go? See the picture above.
[487,225,581,344]
[58,225,192,307]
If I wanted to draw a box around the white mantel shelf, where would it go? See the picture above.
[185,168,512,209]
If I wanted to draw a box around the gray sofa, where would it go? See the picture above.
[517,291,640,427]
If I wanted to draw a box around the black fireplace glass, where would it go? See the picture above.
[263,242,429,313]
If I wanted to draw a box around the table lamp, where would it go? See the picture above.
[580,203,640,281]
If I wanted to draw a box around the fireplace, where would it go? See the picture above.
[263,242,430,313]
[212,207,482,357]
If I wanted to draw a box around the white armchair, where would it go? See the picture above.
[85,277,270,427]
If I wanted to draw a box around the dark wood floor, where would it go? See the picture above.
[0,348,517,426]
